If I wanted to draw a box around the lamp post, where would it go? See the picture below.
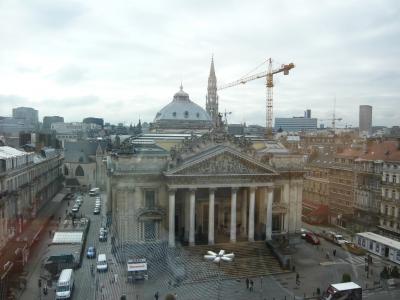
[204,250,235,300]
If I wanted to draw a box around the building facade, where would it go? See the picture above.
[42,116,64,130]
[107,130,305,248]
[0,146,63,249]
[359,105,372,137]
[275,117,318,132]
[12,107,39,129]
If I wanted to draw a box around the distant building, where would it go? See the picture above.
[227,124,245,135]
[83,117,104,127]
[275,117,317,132]
[0,117,34,135]
[304,109,311,118]
[12,107,39,128]
[43,116,64,130]
[51,122,102,146]
[359,105,372,136]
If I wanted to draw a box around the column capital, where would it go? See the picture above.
[189,188,197,193]
[168,188,177,194]
[249,186,257,193]
[231,187,239,193]
[209,187,217,193]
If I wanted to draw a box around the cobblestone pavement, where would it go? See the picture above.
[19,196,400,299]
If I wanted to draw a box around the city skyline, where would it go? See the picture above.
[0,0,399,127]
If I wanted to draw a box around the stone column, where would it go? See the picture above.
[248,187,256,242]
[241,188,247,237]
[266,188,273,241]
[230,188,238,242]
[168,189,176,247]
[189,188,196,246]
[208,188,216,245]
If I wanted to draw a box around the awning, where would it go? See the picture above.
[127,262,147,272]
[307,205,329,217]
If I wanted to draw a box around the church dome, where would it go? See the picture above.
[154,85,211,123]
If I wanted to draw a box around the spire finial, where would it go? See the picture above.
[180,81,183,91]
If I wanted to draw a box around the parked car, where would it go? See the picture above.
[76,198,83,205]
[100,227,108,235]
[99,232,107,242]
[87,246,96,259]
[93,208,100,215]
[72,205,79,213]
[305,232,320,245]
[300,228,309,239]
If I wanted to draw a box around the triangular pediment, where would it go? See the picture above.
[165,146,277,176]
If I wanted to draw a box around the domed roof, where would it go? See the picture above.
[154,85,211,123]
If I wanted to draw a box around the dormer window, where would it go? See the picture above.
[184,111,189,118]
[196,112,200,118]
[172,112,176,117]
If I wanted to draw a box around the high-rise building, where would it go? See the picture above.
[304,109,311,118]
[83,117,104,127]
[205,57,219,126]
[275,117,317,132]
[359,105,372,136]
[12,107,39,128]
[43,116,64,130]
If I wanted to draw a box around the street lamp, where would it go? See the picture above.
[204,250,235,299]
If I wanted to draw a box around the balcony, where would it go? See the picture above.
[272,202,288,213]
[136,206,166,221]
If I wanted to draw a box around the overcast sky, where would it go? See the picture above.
[0,0,399,128]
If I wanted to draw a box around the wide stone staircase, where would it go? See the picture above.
[177,241,289,283]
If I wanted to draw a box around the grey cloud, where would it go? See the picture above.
[50,65,88,85]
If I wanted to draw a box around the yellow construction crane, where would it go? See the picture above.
[218,58,295,137]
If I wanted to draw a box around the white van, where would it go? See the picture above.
[56,269,74,299]
[97,254,108,272]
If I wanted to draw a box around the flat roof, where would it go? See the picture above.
[331,282,361,290]
[52,232,84,244]
[0,146,27,158]
[357,232,400,249]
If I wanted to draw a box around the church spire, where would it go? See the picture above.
[206,56,219,127]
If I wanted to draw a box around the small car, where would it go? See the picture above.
[87,246,96,259]
[100,227,108,235]
[93,208,100,215]
[305,232,320,245]
[300,228,308,239]
[99,232,107,242]
[76,198,83,205]
[71,205,79,213]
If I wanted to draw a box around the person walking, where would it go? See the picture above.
[250,279,254,292]
[296,273,300,286]
[154,291,159,300]
[333,249,336,257]
[246,277,249,289]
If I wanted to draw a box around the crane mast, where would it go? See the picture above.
[218,58,294,138]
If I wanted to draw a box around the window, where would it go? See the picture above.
[393,175,397,183]
[184,111,189,118]
[369,241,373,250]
[386,174,390,182]
[75,165,84,176]
[64,165,69,176]
[145,190,155,208]
[196,112,200,118]
[376,243,380,253]
[172,112,176,117]
[362,238,365,247]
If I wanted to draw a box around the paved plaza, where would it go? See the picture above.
[17,193,400,300]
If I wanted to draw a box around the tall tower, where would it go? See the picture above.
[206,56,219,126]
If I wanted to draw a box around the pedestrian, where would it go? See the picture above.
[250,279,254,291]
[333,249,336,257]
[154,291,159,300]
[326,251,330,259]
[48,230,51,238]
[43,284,48,295]
[65,209,68,215]
[296,273,300,286]
[38,279,42,288]
[68,201,70,206]
[246,277,249,289]
[174,292,177,299]
[114,273,118,283]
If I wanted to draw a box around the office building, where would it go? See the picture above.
[43,116,64,130]
[359,105,372,136]
[12,107,39,128]
[275,117,317,132]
